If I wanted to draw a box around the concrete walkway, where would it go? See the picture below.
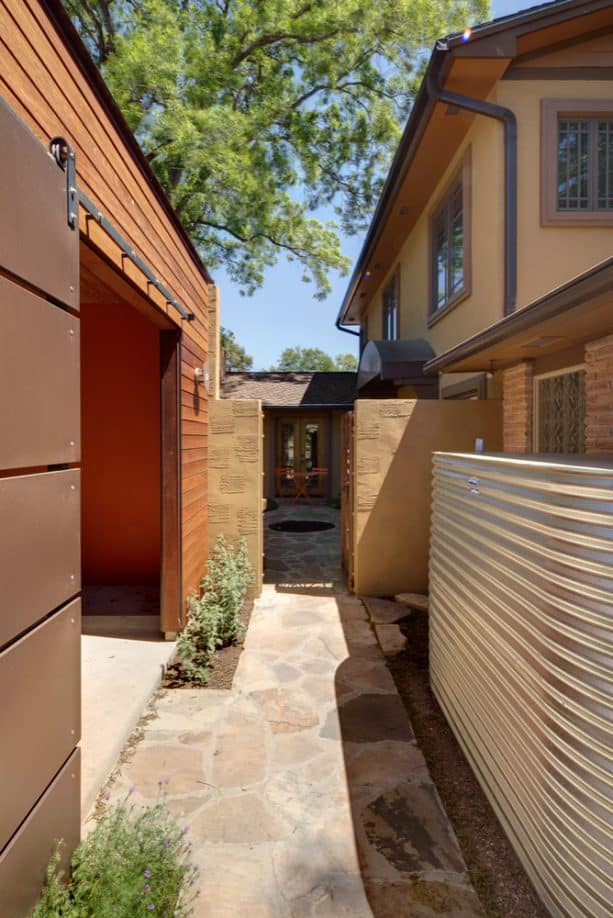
[103,504,482,916]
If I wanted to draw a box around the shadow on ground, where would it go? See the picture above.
[264,500,482,917]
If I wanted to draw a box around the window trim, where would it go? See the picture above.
[382,267,400,341]
[533,363,586,452]
[428,148,472,327]
[541,98,613,226]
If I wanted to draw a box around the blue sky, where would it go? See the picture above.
[217,0,537,370]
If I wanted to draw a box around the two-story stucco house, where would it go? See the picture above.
[336,2,613,915]
[338,0,613,458]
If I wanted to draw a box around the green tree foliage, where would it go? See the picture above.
[272,346,357,371]
[64,0,488,297]
[220,326,253,370]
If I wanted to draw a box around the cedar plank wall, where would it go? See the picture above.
[0,0,209,607]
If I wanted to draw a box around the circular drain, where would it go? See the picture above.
[269,520,335,533]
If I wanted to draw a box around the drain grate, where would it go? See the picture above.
[269,520,335,533]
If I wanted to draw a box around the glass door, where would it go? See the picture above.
[275,416,328,497]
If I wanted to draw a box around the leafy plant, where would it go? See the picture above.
[177,535,255,682]
[32,794,198,917]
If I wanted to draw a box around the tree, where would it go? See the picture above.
[272,346,357,371]
[64,0,487,298]
[220,327,253,371]
[334,353,358,371]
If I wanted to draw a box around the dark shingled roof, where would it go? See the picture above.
[220,372,357,407]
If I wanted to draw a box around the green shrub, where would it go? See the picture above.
[176,535,255,683]
[32,794,198,917]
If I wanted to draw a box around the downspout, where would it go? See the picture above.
[427,59,517,315]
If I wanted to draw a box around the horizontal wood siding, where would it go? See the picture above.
[0,0,211,616]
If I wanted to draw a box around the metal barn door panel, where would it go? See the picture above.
[0,97,78,310]
[0,748,80,918]
[0,470,80,647]
[0,599,80,851]
[0,276,80,470]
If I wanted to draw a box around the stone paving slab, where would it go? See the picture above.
[362,597,413,625]
[102,505,480,916]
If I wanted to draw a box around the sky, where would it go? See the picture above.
[216,0,538,371]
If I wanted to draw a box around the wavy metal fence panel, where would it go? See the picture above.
[429,452,613,918]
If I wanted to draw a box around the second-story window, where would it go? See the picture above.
[557,116,613,212]
[432,178,465,312]
[382,270,399,340]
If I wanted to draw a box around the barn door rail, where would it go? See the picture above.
[48,137,195,323]
[78,190,195,321]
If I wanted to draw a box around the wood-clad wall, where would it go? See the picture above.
[0,0,210,609]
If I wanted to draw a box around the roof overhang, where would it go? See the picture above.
[424,257,613,374]
[357,339,436,390]
[337,0,613,328]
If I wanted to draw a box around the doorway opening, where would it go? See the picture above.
[275,415,329,498]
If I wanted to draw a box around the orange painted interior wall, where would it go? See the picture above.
[81,302,161,584]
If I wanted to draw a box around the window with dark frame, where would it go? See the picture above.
[431,178,465,313]
[557,116,613,212]
[382,271,399,341]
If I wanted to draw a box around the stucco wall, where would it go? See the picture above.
[360,37,613,358]
[208,399,263,596]
[352,399,502,596]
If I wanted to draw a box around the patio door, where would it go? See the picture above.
[276,416,328,497]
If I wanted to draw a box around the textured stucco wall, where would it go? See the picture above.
[208,399,263,596]
[352,399,502,596]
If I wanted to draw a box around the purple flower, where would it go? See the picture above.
[164,838,170,849]
[128,786,135,796]
[144,869,151,879]
[182,826,189,835]
[103,793,110,801]
[147,904,155,911]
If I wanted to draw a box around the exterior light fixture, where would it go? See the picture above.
[462,27,472,42]
[194,363,211,390]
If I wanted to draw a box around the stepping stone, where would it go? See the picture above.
[394,592,429,612]
[373,623,407,656]
[362,597,412,624]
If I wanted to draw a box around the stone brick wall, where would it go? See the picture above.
[208,399,263,596]
[502,362,533,452]
[585,334,613,453]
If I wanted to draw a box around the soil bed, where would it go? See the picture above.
[386,611,547,918]
[162,600,253,690]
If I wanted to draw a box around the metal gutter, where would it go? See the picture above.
[426,67,517,315]
[43,0,213,287]
[424,256,613,373]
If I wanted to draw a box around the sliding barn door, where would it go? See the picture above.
[0,97,81,915]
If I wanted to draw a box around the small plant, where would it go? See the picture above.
[32,792,198,916]
[176,535,255,683]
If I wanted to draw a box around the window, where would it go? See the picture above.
[429,151,471,323]
[542,99,613,225]
[534,367,586,454]
[557,117,613,211]
[382,270,399,340]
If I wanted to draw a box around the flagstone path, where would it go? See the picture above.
[103,502,482,916]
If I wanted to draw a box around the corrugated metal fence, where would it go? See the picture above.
[429,452,612,918]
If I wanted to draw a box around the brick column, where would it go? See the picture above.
[585,334,613,453]
[503,362,534,452]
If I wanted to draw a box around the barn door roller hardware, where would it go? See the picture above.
[49,136,77,231]
[48,137,195,323]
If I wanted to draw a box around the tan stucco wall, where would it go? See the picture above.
[363,109,504,353]
[208,399,263,596]
[352,399,502,596]
[360,42,613,360]
[497,77,613,310]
